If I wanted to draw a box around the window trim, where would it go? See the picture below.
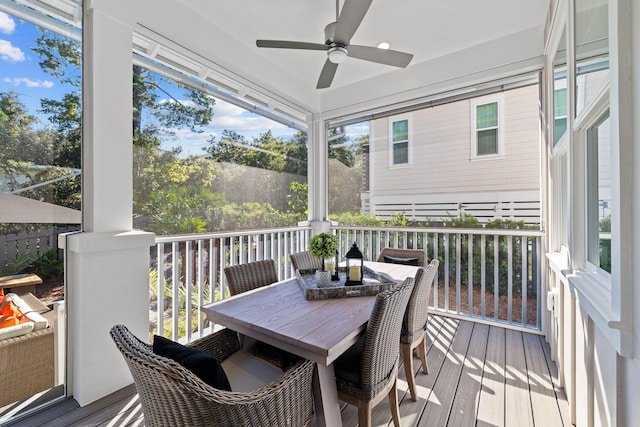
[565,82,630,355]
[470,94,504,159]
[387,115,411,167]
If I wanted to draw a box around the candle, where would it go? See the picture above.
[325,260,335,275]
[349,266,361,281]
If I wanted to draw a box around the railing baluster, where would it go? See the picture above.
[494,235,499,322]
[480,235,486,319]
[185,241,193,342]
[507,236,513,324]
[535,237,541,328]
[521,236,528,327]
[196,239,205,337]
[468,233,473,317]
[433,232,439,310]
[171,241,180,340]
[444,234,449,312]
[210,238,217,306]
[220,238,227,299]
[455,233,461,314]
[156,243,165,338]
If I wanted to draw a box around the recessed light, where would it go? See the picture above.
[377,41,390,50]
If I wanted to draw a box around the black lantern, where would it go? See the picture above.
[345,242,364,286]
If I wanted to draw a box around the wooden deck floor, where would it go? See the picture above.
[7,315,571,427]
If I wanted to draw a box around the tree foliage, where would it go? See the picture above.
[203,129,307,176]
[132,65,215,146]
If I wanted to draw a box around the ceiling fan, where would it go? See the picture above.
[256,0,414,89]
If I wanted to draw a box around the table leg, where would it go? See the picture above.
[312,363,342,427]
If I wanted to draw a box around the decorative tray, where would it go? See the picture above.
[295,267,395,300]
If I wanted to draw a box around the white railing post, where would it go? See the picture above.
[53,300,65,387]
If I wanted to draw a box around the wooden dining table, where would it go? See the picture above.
[201,261,419,427]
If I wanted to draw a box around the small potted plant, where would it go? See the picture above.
[308,232,339,288]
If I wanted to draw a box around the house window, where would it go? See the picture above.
[471,97,503,158]
[586,113,611,273]
[574,0,609,117]
[389,117,410,166]
[554,88,568,145]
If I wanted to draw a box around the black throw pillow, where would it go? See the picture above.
[153,335,232,391]
[383,255,419,266]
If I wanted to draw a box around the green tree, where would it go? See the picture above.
[133,147,219,232]
[328,128,355,167]
[0,92,62,197]
[32,32,82,169]
[0,92,39,164]
[33,31,215,156]
[203,129,307,176]
[287,181,308,215]
[132,65,214,146]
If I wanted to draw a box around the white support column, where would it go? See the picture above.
[63,231,154,405]
[307,113,331,234]
[63,1,155,406]
[83,1,134,233]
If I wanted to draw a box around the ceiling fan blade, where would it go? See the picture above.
[316,59,339,89]
[347,45,414,67]
[334,0,373,45]
[256,40,329,51]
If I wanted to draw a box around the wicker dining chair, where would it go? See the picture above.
[224,259,299,369]
[333,279,414,427]
[110,324,315,427]
[376,248,426,267]
[401,259,439,401]
[224,259,279,296]
[289,250,322,272]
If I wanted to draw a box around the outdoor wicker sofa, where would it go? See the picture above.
[0,292,54,407]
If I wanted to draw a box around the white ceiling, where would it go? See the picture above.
[160,0,550,116]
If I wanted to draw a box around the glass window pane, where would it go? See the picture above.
[477,129,497,155]
[553,27,568,146]
[587,114,611,273]
[476,103,498,129]
[392,120,408,142]
[554,118,568,145]
[575,0,609,117]
[554,88,568,117]
[0,4,82,412]
[393,142,408,164]
[132,65,307,235]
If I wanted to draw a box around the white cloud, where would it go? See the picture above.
[0,39,24,62]
[212,99,245,117]
[4,77,54,88]
[0,12,15,34]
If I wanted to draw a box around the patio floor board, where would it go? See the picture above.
[6,315,571,427]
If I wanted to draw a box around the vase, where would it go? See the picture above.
[315,270,332,288]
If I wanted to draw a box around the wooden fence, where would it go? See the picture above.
[0,226,80,270]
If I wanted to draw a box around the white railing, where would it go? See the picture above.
[149,224,543,341]
[334,225,544,331]
[150,226,311,341]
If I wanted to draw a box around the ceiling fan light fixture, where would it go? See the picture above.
[328,46,348,64]
[377,41,390,50]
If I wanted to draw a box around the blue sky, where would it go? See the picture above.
[0,11,72,116]
[0,10,368,157]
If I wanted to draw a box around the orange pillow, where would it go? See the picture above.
[0,295,25,328]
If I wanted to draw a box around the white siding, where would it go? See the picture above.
[368,85,541,223]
